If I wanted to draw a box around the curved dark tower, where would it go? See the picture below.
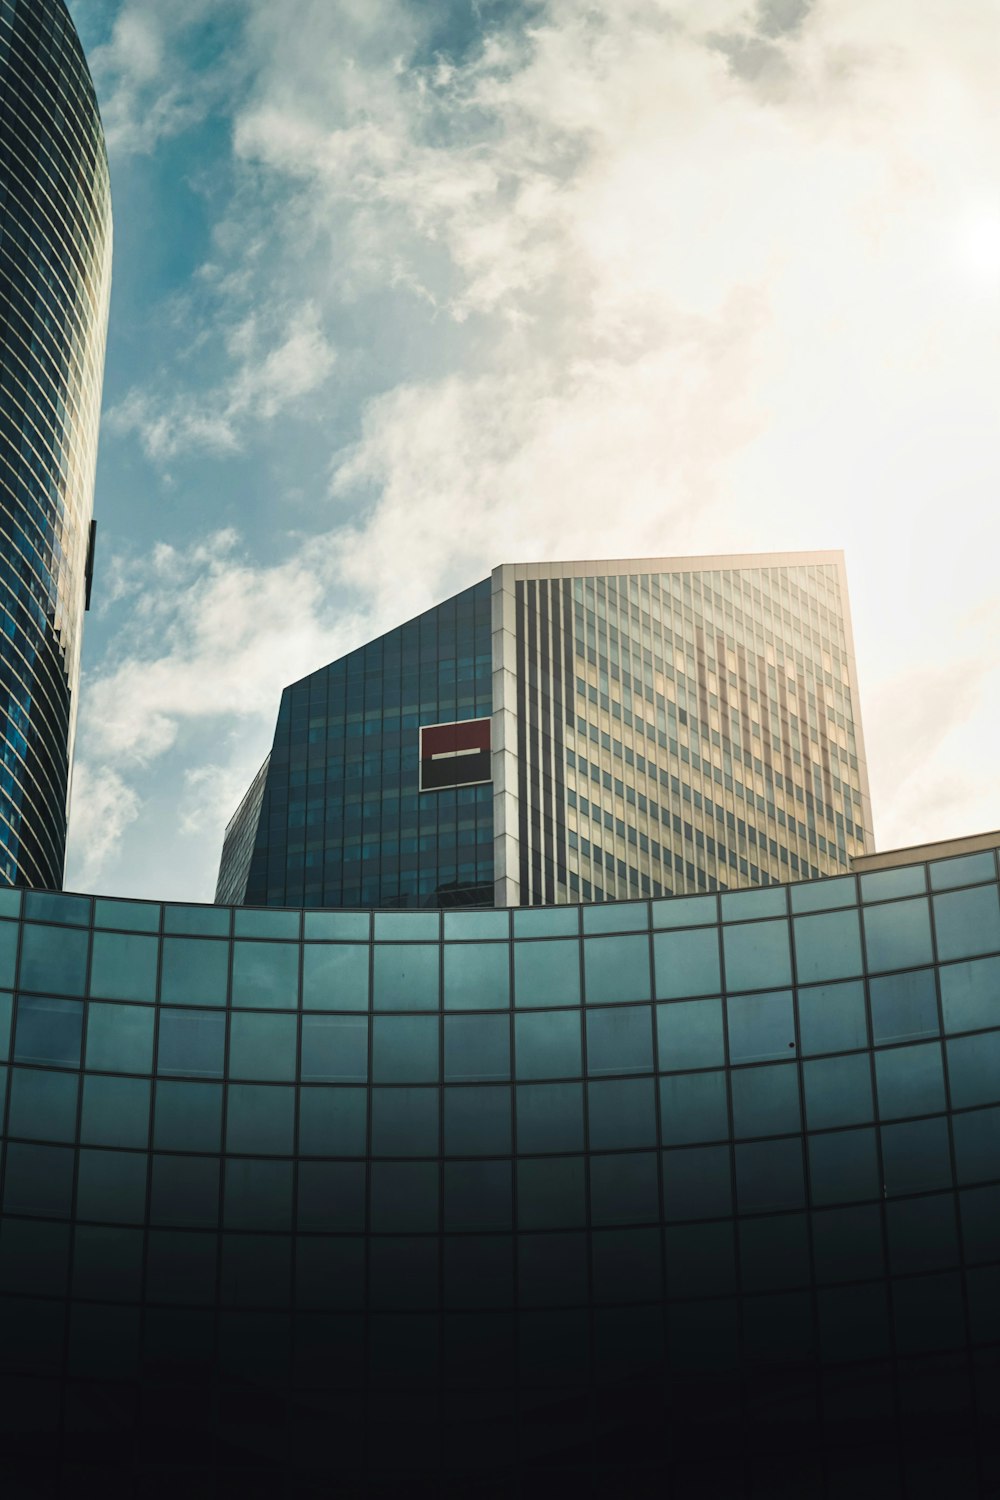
[0,0,112,886]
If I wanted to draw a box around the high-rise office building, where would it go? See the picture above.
[218,552,873,909]
[0,0,112,888]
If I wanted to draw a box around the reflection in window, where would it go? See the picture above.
[14,996,83,1067]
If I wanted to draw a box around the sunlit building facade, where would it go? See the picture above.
[218,552,873,909]
[0,0,112,887]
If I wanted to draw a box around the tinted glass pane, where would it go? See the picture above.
[793,909,863,984]
[150,1155,220,1229]
[231,942,299,1009]
[735,1138,804,1213]
[443,943,509,1010]
[727,990,795,1063]
[164,904,230,936]
[940,956,1000,1034]
[584,935,651,1004]
[229,1012,297,1081]
[297,1161,366,1232]
[14,996,83,1067]
[797,981,867,1056]
[653,928,720,999]
[881,1116,952,1195]
[0,991,10,1061]
[157,1009,226,1078]
[652,894,717,928]
[515,1082,584,1153]
[946,1030,1000,1109]
[587,1078,656,1150]
[443,910,509,940]
[19,923,88,996]
[721,887,787,921]
[235,909,299,940]
[153,1081,223,1152]
[444,1086,512,1156]
[3,1143,74,1216]
[224,1158,293,1230]
[730,1063,800,1138]
[300,1015,368,1082]
[304,911,369,941]
[808,1128,879,1206]
[656,998,723,1071]
[738,1214,810,1292]
[860,866,926,902]
[803,1053,873,1130]
[586,1005,653,1077]
[444,1015,510,1081]
[952,1106,1000,1185]
[76,1150,148,1225]
[863,898,933,973]
[885,1196,959,1275]
[589,1152,659,1230]
[298,1087,367,1156]
[372,945,439,1011]
[812,1204,884,1284]
[372,1016,439,1083]
[0,923,15,988]
[875,1042,946,1119]
[514,1012,582,1081]
[930,851,996,890]
[226,1084,295,1154]
[160,939,229,1007]
[80,1076,150,1149]
[86,1003,154,1074]
[933,884,1000,963]
[869,969,939,1044]
[514,906,579,937]
[302,944,369,1011]
[89,932,158,1002]
[514,940,581,1008]
[789,875,856,913]
[370,1087,439,1157]
[370,1162,438,1231]
[659,1071,728,1145]
[444,1159,512,1231]
[661,1144,732,1222]
[723,919,791,992]
[94,899,160,934]
[664,1221,736,1297]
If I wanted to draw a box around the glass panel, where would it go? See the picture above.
[515,1082,584,1153]
[952,1106,1000,1185]
[0,991,12,1061]
[659,1071,728,1145]
[302,944,369,1011]
[80,1076,150,1149]
[653,928,721,1000]
[372,1016,439,1083]
[374,912,439,941]
[14,996,83,1067]
[153,1081,223,1152]
[234,908,299,939]
[735,1138,805,1212]
[881,1117,952,1195]
[231,942,299,1009]
[300,1015,368,1082]
[444,1014,510,1082]
[298,1087,367,1155]
[661,1144,732,1222]
[150,1154,220,1228]
[86,1003,154,1074]
[862,898,933,973]
[960,1184,1000,1262]
[444,910,509,940]
[727,990,795,1063]
[586,1006,653,1076]
[157,1009,226,1079]
[443,943,509,1011]
[651,894,717,928]
[582,902,649,934]
[224,1158,294,1229]
[930,851,996,891]
[946,1031,1000,1109]
[443,1086,512,1155]
[808,1127,879,1207]
[304,911,370,941]
[730,1063,800,1138]
[589,1152,659,1226]
[94,898,160,933]
[160,939,229,1006]
[76,1150,148,1225]
[3,1142,74,1216]
[940,956,1000,1035]
[664,1221,736,1297]
[583,935,651,1004]
[802,1054,873,1130]
[656,998,723,1071]
[885,1196,959,1276]
[370,1161,438,1231]
[723,919,792,992]
[371,1087,439,1156]
[297,1161,366,1231]
[513,940,580,1008]
[372,945,439,1011]
[797,980,867,1056]
[89,932,158,1001]
[868,969,939,1043]
[444,1159,511,1231]
[933,884,1000,963]
[860,865,926,903]
[812,1204,884,1283]
[226,1084,295,1154]
[163,904,230,936]
[514,1012,582,1081]
[24,892,90,926]
[0,922,16,988]
[587,1078,656,1149]
[738,1214,810,1292]
[875,1042,946,1119]
[789,875,857,913]
[792,909,863,985]
[721,887,786,921]
[229,1012,297,1081]
[19,923,88,996]
[513,906,579,937]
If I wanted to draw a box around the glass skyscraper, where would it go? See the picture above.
[218,552,873,910]
[0,0,112,888]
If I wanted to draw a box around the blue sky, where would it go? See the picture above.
[64,0,1000,900]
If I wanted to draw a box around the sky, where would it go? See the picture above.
[63,0,1000,902]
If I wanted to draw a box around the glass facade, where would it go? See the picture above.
[3,843,999,1492]
[0,0,112,888]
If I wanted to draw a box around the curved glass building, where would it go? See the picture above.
[0,835,998,1493]
[0,0,112,888]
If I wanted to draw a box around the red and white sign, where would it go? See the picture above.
[419,719,492,791]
